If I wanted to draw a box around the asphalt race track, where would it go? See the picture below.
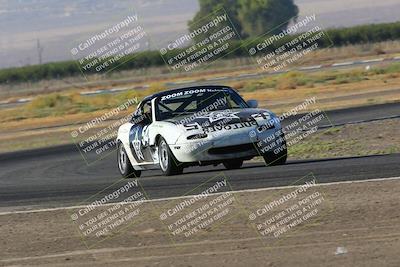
[285,101,400,126]
[0,102,399,210]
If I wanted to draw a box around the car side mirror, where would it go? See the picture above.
[130,114,143,125]
[247,100,258,108]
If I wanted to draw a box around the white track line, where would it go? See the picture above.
[1,175,400,216]
[205,76,228,81]
[16,98,32,103]
[238,73,258,77]
[299,65,322,70]
[332,62,354,67]
[361,58,384,63]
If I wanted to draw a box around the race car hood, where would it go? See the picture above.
[165,108,277,128]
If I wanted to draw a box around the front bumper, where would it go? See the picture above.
[171,125,283,163]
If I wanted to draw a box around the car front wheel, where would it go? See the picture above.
[223,159,243,170]
[158,137,183,176]
[263,147,287,166]
[263,132,287,166]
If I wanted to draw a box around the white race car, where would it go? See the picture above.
[116,85,287,177]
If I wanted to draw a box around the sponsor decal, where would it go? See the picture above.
[198,110,240,123]
[160,88,230,101]
[184,122,201,131]
[251,112,272,120]
[203,121,257,133]
[130,127,145,161]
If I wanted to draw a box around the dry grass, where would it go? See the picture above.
[237,63,400,109]
[1,62,400,133]
[288,118,400,159]
[0,83,166,124]
[2,40,400,100]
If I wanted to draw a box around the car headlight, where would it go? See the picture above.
[186,133,208,140]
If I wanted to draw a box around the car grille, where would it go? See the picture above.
[208,143,256,155]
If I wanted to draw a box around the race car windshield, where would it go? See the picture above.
[155,88,248,121]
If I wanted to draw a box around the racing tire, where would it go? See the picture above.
[117,142,141,178]
[223,159,244,170]
[158,137,183,176]
[263,132,287,166]
[263,147,287,166]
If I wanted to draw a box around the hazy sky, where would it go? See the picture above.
[0,0,399,68]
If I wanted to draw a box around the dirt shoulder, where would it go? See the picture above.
[1,178,400,266]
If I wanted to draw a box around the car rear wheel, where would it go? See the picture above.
[118,142,141,178]
[158,137,183,176]
[223,159,243,170]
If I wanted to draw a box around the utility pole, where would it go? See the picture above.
[37,39,43,65]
